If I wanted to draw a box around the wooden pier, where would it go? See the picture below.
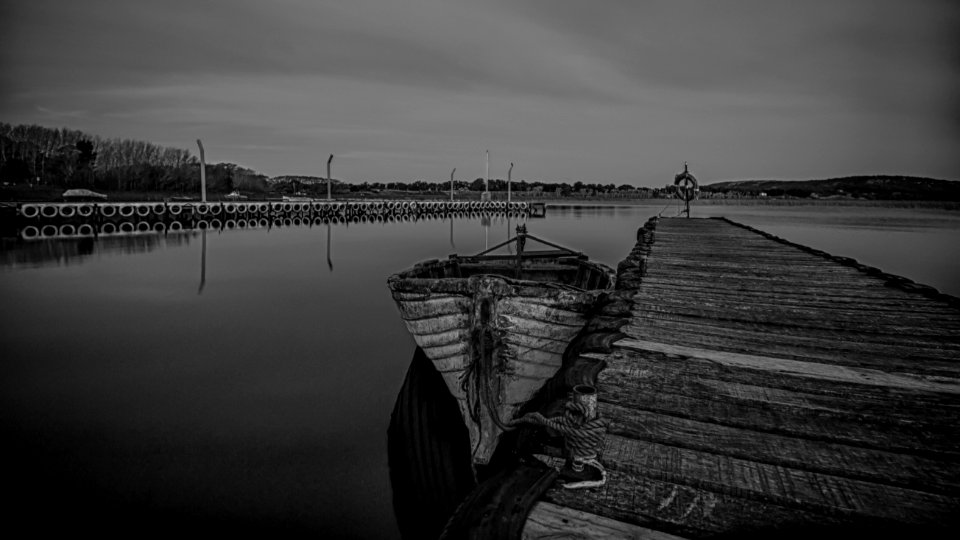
[519,217,960,538]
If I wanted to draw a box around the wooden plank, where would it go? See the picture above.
[638,276,947,303]
[596,348,960,420]
[522,501,689,540]
[628,305,960,338]
[600,434,960,523]
[622,313,960,353]
[598,373,960,458]
[632,290,960,324]
[543,469,869,538]
[637,282,960,314]
[613,339,960,394]
[630,301,960,336]
[623,312,960,355]
[601,403,960,495]
[624,324,960,375]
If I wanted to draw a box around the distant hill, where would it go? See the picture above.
[701,175,960,201]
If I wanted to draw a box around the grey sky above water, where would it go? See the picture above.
[1,0,958,186]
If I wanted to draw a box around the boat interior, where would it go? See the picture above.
[404,228,613,290]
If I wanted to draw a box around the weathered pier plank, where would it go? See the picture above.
[528,216,960,538]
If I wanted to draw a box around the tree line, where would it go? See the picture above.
[0,123,269,194]
[1,122,663,197]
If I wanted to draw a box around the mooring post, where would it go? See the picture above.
[507,162,513,205]
[450,167,456,202]
[196,139,206,203]
[481,150,491,202]
[485,150,489,193]
[327,154,334,201]
[570,384,598,472]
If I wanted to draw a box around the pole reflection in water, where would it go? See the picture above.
[482,214,490,251]
[326,222,333,272]
[449,217,455,251]
[198,229,207,295]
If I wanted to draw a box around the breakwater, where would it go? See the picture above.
[11,200,536,240]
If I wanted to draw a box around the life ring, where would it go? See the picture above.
[21,226,40,239]
[674,166,699,203]
[58,204,76,218]
[77,204,95,218]
[136,204,151,217]
[77,223,94,236]
[41,205,59,218]
[20,204,40,218]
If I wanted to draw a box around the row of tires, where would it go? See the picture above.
[19,211,526,240]
[19,200,531,219]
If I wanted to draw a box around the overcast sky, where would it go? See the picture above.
[1,0,957,186]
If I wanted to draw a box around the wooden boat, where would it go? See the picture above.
[387,226,614,465]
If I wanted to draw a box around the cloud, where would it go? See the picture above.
[1,0,957,182]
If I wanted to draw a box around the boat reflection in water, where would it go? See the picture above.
[388,347,476,540]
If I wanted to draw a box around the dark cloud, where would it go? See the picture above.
[1,0,957,182]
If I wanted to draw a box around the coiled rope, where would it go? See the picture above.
[510,400,607,462]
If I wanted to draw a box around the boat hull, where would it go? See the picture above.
[388,274,606,464]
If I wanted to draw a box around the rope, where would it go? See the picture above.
[510,400,608,461]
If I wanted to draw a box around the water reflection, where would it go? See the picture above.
[388,348,475,540]
[0,231,194,270]
[2,204,958,538]
[198,229,207,294]
[327,223,333,272]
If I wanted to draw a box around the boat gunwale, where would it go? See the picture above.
[387,256,615,296]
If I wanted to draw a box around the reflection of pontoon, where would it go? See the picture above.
[387,227,614,464]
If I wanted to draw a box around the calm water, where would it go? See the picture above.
[1,203,958,537]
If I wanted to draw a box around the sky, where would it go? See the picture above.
[1,0,958,186]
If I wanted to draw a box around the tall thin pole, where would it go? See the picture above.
[326,154,334,201]
[450,168,456,201]
[485,150,489,193]
[507,162,513,204]
[196,139,206,203]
